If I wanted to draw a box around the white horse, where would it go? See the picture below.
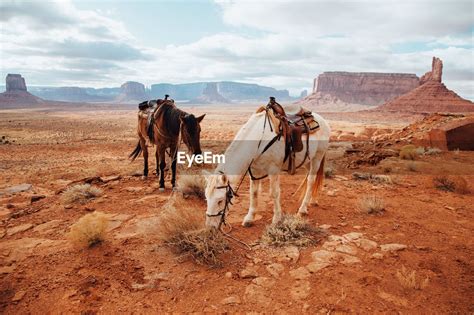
[205,105,331,229]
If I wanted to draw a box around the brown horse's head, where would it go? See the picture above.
[180,113,205,155]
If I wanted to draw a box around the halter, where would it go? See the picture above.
[205,181,238,229]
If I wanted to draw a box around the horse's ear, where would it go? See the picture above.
[196,114,206,123]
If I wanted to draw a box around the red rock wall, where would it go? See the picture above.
[314,72,420,105]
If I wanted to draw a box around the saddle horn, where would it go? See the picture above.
[165,94,169,100]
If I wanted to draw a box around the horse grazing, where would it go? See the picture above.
[204,98,330,229]
[129,97,205,190]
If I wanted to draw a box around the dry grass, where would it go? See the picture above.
[68,212,108,248]
[359,195,385,214]
[177,174,206,199]
[261,214,323,247]
[434,176,471,194]
[396,266,430,290]
[425,147,442,155]
[157,195,228,266]
[324,164,335,178]
[62,184,102,204]
[399,145,418,160]
[370,174,393,185]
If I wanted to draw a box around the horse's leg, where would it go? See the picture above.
[141,137,148,179]
[297,153,325,215]
[269,174,282,224]
[155,146,160,178]
[242,177,260,227]
[170,143,178,190]
[158,146,166,191]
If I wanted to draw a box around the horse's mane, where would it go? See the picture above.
[147,100,183,144]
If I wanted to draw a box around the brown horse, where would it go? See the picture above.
[129,98,205,190]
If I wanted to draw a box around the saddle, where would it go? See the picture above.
[266,97,319,175]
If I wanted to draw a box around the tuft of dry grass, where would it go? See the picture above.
[177,174,206,199]
[261,214,322,247]
[433,176,456,192]
[157,195,228,266]
[425,147,442,155]
[370,174,393,185]
[68,212,108,248]
[399,145,418,160]
[359,195,385,215]
[324,164,335,178]
[62,184,102,204]
[396,266,430,290]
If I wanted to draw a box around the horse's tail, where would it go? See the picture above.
[295,155,325,203]
[129,141,142,161]
[147,114,155,144]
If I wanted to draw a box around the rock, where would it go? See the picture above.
[240,266,259,279]
[342,232,363,241]
[326,190,336,197]
[191,82,230,104]
[221,296,241,305]
[0,266,16,274]
[340,254,362,265]
[327,235,345,243]
[266,263,284,278]
[6,74,27,91]
[306,261,331,273]
[311,250,339,263]
[380,243,407,252]
[371,253,384,260]
[125,187,144,193]
[420,57,443,84]
[30,195,46,203]
[225,272,232,278]
[33,220,62,234]
[244,284,271,306]
[334,175,349,181]
[64,204,73,209]
[319,224,332,230]
[132,283,154,290]
[144,272,169,281]
[251,277,275,288]
[7,223,34,236]
[355,239,378,251]
[100,175,121,183]
[290,280,311,300]
[334,244,358,255]
[116,81,148,103]
[12,290,26,302]
[275,246,300,262]
[289,267,311,280]
[1,183,32,195]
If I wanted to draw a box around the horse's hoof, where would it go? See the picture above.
[159,187,165,192]
[242,221,253,227]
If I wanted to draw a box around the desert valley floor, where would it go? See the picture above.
[0,104,473,313]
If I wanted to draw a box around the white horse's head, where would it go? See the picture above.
[204,173,230,228]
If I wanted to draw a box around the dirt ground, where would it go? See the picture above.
[0,103,473,314]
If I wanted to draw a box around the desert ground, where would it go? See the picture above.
[0,103,473,313]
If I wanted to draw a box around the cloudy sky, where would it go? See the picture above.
[0,0,473,98]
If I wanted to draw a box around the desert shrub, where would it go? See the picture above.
[433,176,456,192]
[383,166,392,174]
[396,266,430,290]
[177,174,206,199]
[399,145,418,160]
[407,161,418,172]
[425,147,442,155]
[157,196,228,265]
[261,214,322,247]
[370,174,393,185]
[359,195,385,214]
[324,164,335,178]
[62,184,102,204]
[68,212,108,248]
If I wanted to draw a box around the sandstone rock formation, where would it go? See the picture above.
[313,72,420,106]
[420,57,443,85]
[115,81,148,103]
[191,82,230,104]
[0,74,42,106]
[300,90,308,98]
[377,57,474,113]
[6,74,27,91]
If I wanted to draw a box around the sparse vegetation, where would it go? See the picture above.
[370,174,393,184]
[177,174,206,199]
[261,214,323,247]
[396,266,430,290]
[425,147,442,155]
[68,212,108,248]
[324,164,335,178]
[157,195,228,266]
[407,161,418,172]
[383,166,392,174]
[433,176,456,192]
[399,145,418,160]
[359,195,385,214]
[62,184,102,204]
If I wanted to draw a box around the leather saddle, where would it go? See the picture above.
[266,97,319,174]
[138,94,173,111]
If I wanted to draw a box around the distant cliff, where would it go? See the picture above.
[314,72,420,106]
[0,74,43,106]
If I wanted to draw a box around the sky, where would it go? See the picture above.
[0,0,473,98]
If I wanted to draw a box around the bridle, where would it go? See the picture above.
[205,181,238,229]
